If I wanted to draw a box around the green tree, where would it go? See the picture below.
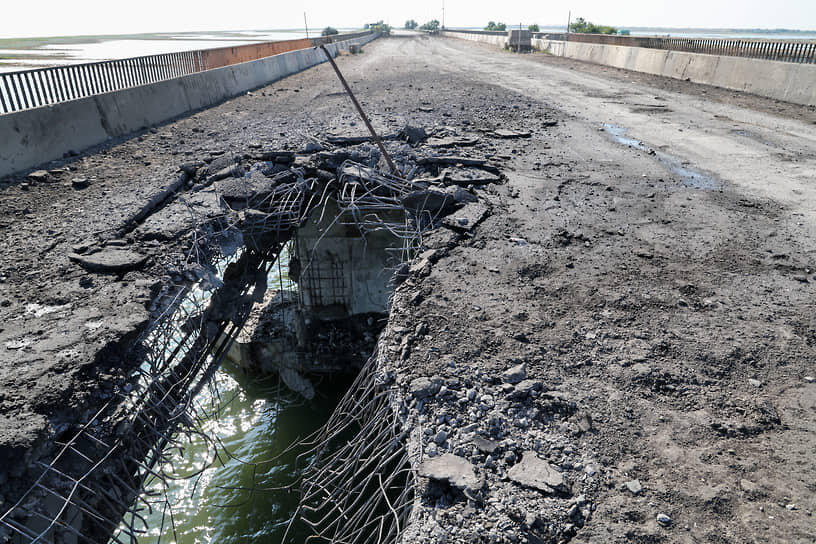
[420,19,440,31]
[405,19,418,30]
[322,26,339,36]
[528,24,540,32]
[569,17,617,34]
[370,20,391,33]
[485,21,507,31]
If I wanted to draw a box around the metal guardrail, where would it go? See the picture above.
[444,29,816,64]
[0,31,372,115]
[562,33,816,64]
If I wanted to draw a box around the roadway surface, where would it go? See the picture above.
[1,35,814,542]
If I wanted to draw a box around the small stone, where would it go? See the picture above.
[401,124,428,145]
[792,275,809,283]
[749,378,762,388]
[503,363,527,384]
[804,376,815,383]
[304,141,325,153]
[471,436,500,454]
[657,513,672,526]
[71,178,90,189]
[510,379,542,399]
[434,430,448,445]
[786,503,797,511]
[625,480,643,495]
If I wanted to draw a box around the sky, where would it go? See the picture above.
[1,0,814,38]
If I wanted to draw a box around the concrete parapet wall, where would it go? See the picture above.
[444,31,816,107]
[440,31,507,49]
[561,42,816,106]
[0,33,379,179]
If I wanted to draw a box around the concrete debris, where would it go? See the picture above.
[68,249,148,273]
[656,513,672,526]
[418,453,483,493]
[208,164,244,182]
[508,451,569,494]
[304,141,325,153]
[28,170,49,183]
[71,177,90,189]
[400,125,428,145]
[401,188,456,215]
[426,136,480,148]
[492,129,532,139]
[442,202,489,232]
[411,376,444,399]
[442,166,502,186]
[470,436,500,454]
[508,379,542,399]
[503,362,528,384]
[416,155,489,167]
[445,186,479,204]
[279,367,316,400]
[253,150,296,164]
[326,134,397,146]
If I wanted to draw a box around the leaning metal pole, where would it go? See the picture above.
[319,44,398,175]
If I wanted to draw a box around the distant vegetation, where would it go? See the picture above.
[405,19,418,30]
[321,27,339,36]
[528,24,540,33]
[366,20,391,33]
[569,17,617,35]
[485,21,507,31]
[420,20,440,31]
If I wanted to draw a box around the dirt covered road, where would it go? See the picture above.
[1,35,814,542]
[376,37,816,543]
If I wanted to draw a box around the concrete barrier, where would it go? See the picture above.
[440,31,507,49]
[0,33,379,179]
[444,31,816,107]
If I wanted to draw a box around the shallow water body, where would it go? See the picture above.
[135,363,351,543]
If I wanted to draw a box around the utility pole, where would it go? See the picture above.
[304,12,310,40]
[567,10,571,35]
[442,0,445,30]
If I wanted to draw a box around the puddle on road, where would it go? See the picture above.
[603,123,721,190]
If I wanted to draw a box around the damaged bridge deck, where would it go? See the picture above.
[2,35,816,544]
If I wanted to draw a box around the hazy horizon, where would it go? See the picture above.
[2,0,815,39]
[2,25,815,42]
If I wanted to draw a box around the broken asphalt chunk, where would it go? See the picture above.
[442,167,502,186]
[492,129,532,139]
[426,136,480,148]
[400,125,428,145]
[508,451,569,495]
[419,453,483,493]
[410,376,443,399]
[68,249,147,274]
[442,202,489,232]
